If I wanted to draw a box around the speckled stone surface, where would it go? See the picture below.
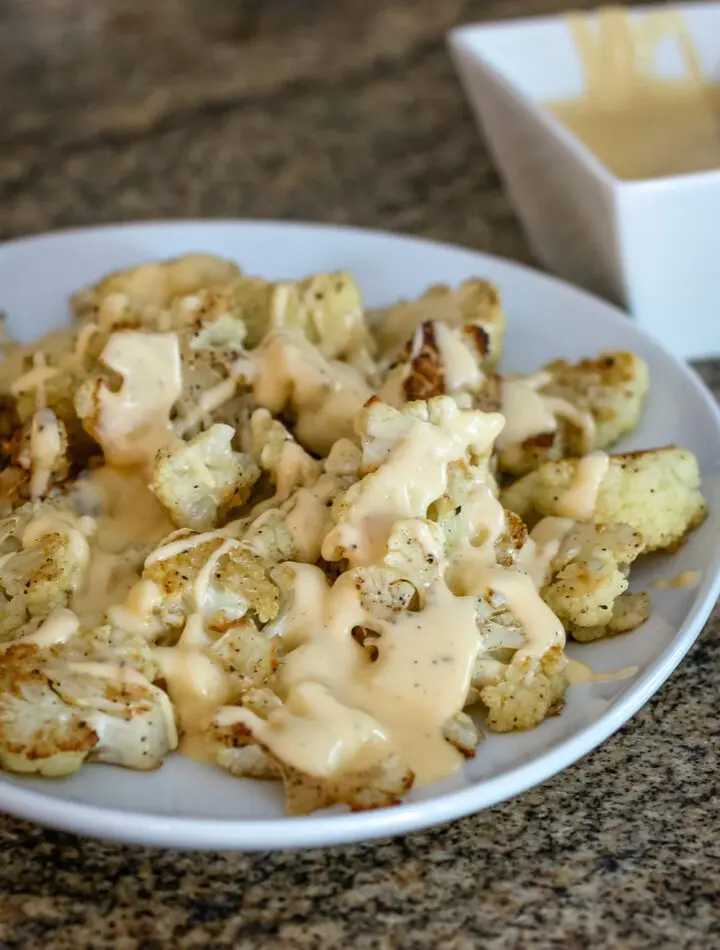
[0,1,718,947]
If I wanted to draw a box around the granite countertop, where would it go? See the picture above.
[0,1,718,947]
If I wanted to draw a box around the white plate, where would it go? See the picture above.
[0,221,719,851]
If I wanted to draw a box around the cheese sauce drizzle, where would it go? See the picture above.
[225,564,483,784]
[555,451,610,521]
[497,373,595,451]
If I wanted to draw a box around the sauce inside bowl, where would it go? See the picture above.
[544,7,720,181]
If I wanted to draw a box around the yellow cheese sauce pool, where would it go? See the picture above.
[544,7,720,181]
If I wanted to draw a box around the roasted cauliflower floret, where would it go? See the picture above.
[64,620,160,682]
[71,254,241,322]
[478,648,567,732]
[270,270,373,362]
[324,437,362,478]
[371,279,505,370]
[211,706,280,780]
[569,591,650,643]
[0,644,176,776]
[167,270,369,358]
[542,351,649,450]
[212,689,414,816]
[172,337,253,440]
[0,329,102,470]
[350,567,416,622]
[212,546,280,625]
[502,448,707,553]
[443,711,481,759]
[249,408,321,500]
[208,616,275,690]
[541,522,645,635]
[143,536,279,629]
[177,276,276,349]
[169,283,250,346]
[1,531,85,615]
[151,424,260,531]
[278,751,414,816]
[0,506,90,637]
[241,510,298,566]
[383,518,446,595]
[212,709,412,812]
[0,329,75,410]
[495,352,648,478]
[0,410,70,514]
[0,645,96,776]
[494,373,597,479]
[237,462,351,566]
[471,596,526,657]
[324,397,504,567]
[428,457,524,565]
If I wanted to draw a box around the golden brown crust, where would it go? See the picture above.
[0,645,98,763]
[662,505,708,554]
[462,324,490,360]
[402,323,445,402]
[495,511,528,567]
[614,445,677,461]
[546,351,638,389]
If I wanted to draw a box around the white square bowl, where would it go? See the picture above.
[448,3,720,360]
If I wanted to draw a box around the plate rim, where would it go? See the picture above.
[1,218,719,851]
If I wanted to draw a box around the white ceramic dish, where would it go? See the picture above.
[449,3,720,361]
[0,220,719,852]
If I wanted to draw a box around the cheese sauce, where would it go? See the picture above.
[0,608,80,652]
[432,322,484,394]
[22,409,64,500]
[106,579,165,637]
[230,564,483,784]
[497,376,557,449]
[451,559,565,661]
[71,466,175,627]
[565,658,637,685]
[150,531,242,757]
[89,331,182,467]
[153,647,231,760]
[10,352,58,408]
[497,374,595,451]
[546,8,720,180]
[248,329,372,455]
[283,481,335,563]
[555,451,610,521]
[461,479,508,562]
[653,569,702,590]
[517,517,576,589]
